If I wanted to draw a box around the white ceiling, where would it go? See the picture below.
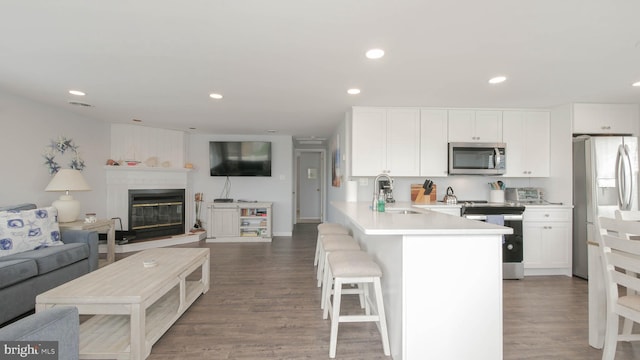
[1,1,639,139]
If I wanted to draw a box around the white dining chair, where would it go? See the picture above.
[614,210,640,336]
[598,216,640,360]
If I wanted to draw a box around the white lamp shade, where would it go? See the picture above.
[45,169,91,192]
[45,169,91,222]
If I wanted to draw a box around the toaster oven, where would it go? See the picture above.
[505,187,544,203]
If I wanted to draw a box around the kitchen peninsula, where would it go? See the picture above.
[331,202,512,360]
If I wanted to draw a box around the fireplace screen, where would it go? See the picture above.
[128,189,185,240]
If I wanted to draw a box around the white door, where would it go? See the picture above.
[297,151,322,222]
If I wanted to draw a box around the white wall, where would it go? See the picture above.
[110,124,186,167]
[361,176,547,203]
[0,89,110,216]
[326,112,350,222]
[188,133,294,236]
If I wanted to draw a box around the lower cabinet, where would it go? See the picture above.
[211,207,240,237]
[207,202,272,242]
[522,207,572,276]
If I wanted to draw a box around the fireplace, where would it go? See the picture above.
[128,189,185,240]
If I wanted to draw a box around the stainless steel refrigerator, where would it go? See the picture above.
[572,135,638,279]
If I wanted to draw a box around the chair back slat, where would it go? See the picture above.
[611,270,640,293]
[607,251,640,275]
[602,235,640,257]
[615,210,640,221]
[600,217,640,240]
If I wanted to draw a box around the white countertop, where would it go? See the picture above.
[407,200,572,209]
[332,202,512,236]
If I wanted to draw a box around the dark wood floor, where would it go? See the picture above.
[139,223,640,359]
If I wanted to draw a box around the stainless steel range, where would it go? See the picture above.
[461,201,525,279]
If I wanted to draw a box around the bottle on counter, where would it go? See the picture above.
[377,190,386,212]
[372,192,378,211]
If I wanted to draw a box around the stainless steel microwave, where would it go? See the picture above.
[448,142,506,175]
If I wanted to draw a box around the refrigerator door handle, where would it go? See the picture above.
[616,144,626,209]
[623,144,634,210]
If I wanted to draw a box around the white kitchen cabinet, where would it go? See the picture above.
[523,207,572,276]
[573,103,639,135]
[207,202,272,242]
[420,109,449,177]
[502,111,550,177]
[448,110,502,142]
[351,107,420,176]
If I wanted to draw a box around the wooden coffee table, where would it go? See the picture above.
[36,248,210,360]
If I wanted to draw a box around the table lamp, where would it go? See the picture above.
[45,169,91,222]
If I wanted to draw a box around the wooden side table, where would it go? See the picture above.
[59,218,116,264]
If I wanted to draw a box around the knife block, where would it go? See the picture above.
[411,184,436,203]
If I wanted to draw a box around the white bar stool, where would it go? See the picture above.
[320,250,365,311]
[315,223,350,267]
[316,234,360,288]
[322,250,390,358]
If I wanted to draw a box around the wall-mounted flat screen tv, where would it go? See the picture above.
[209,141,272,176]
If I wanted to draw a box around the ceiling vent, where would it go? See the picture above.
[298,140,323,145]
[68,101,93,107]
[295,137,326,145]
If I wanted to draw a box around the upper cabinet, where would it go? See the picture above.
[448,110,503,142]
[572,103,639,135]
[351,107,420,177]
[502,111,550,177]
[350,106,553,178]
[420,109,449,177]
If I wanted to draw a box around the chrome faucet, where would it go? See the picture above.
[373,173,394,210]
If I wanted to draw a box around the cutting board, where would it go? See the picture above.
[411,184,437,203]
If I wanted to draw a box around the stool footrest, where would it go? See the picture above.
[341,288,362,295]
[339,315,380,323]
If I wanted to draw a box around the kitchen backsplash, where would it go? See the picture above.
[354,176,545,203]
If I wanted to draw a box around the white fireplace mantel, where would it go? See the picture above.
[105,166,193,231]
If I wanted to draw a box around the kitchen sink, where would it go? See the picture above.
[386,209,422,215]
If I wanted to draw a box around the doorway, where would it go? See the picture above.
[295,149,325,224]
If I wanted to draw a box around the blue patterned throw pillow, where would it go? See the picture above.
[0,206,63,257]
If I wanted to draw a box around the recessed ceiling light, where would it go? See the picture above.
[69,90,85,96]
[633,81,640,87]
[365,49,385,59]
[488,76,507,84]
[347,88,361,95]
[209,93,223,99]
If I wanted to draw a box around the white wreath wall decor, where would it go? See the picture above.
[43,136,86,175]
